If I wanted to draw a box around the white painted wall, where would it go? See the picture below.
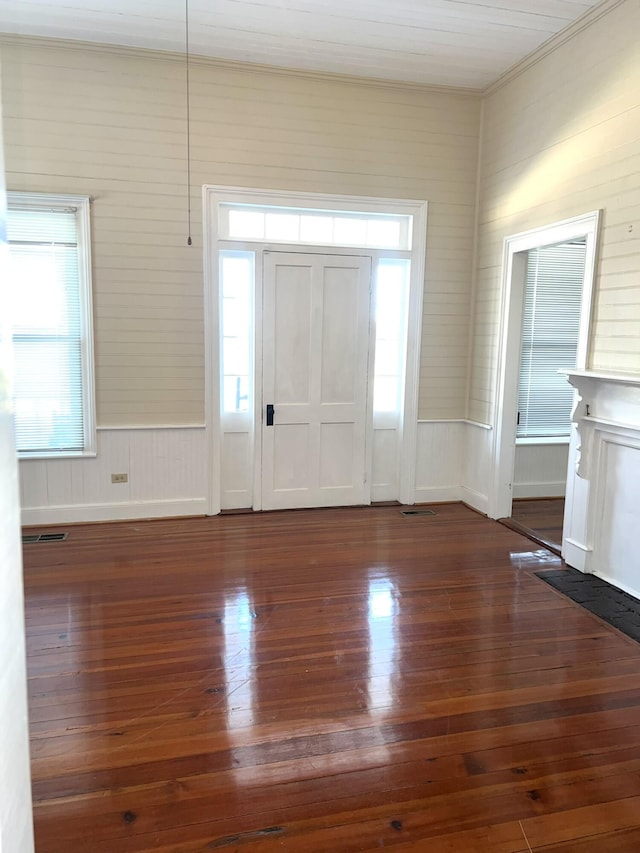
[21,422,470,521]
[415,420,465,504]
[513,443,568,499]
[9,3,640,529]
[2,36,482,522]
[20,427,207,525]
[470,0,640,426]
[1,35,480,427]
[0,67,35,853]
[462,421,493,515]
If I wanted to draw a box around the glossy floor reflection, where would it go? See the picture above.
[23,503,640,852]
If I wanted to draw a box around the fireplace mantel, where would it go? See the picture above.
[561,369,640,599]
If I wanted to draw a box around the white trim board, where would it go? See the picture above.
[22,499,207,526]
[97,424,206,431]
[489,210,601,521]
[512,482,566,499]
[0,33,482,97]
[419,418,493,430]
[414,486,461,504]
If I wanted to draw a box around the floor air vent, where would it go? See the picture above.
[400,509,436,517]
[22,532,68,544]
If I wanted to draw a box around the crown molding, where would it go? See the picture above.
[0,32,482,99]
[483,0,628,96]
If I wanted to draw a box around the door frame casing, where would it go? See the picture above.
[203,186,428,515]
[488,210,601,521]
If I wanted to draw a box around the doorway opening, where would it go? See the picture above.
[203,187,427,515]
[489,211,600,558]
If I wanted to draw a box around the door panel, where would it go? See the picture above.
[319,423,354,488]
[273,264,312,405]
[320,267,360,404]
[273,424,310,491]
[262,252,372,510]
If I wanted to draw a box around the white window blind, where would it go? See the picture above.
[517,241,586,439]
[7,195,95,456]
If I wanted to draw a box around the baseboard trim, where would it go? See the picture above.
[414,486,461,503]
[593,569,640,603]
[562,537,591,572]
[460,486,489,515]
[513,482,566,499]
[21,498,208,526]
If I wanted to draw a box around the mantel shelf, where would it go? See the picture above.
[561,369,640,388]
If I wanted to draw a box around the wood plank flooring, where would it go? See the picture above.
[509,498,565,553]
[22,503,640,852]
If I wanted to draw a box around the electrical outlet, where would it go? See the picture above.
[111,473,128,484]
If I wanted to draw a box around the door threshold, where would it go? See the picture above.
[498,516,562,556]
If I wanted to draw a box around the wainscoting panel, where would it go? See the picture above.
[20,427,207,525]
[462,420,493,514]
[20,420,501,523]
[513,442,569,499]
[415,420,464,504]
[371,426,400,503]
[221,430,253,510]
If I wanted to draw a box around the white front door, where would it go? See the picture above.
[262,252,373,510]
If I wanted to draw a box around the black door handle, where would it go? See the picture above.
[266,404,275,426]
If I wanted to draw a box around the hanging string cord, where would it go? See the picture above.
[185,0,193,246]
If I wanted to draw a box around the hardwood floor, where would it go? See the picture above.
[22,503,640,852]
[506,498,565,554]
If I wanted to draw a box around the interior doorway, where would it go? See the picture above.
[506,237,588,551]
[507,497,565,553]
[489,211,601,560]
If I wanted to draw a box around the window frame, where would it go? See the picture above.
[516,240,587,441]
[7,191,96,459]
[218,202,413,251]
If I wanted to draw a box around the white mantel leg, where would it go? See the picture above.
[562,370,640,598]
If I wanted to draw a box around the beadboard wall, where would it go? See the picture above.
[1,36,481,426]
[20,422,481,524]
[469,0,640,425]
[20,428,207,525]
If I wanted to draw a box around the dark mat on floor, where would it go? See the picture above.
[536,568,640,643]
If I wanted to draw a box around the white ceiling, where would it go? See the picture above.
[0,0,607,90]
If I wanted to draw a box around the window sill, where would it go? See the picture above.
[516,436,570,446]
[18,450,98,461]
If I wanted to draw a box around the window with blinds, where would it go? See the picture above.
[7,193,95,456]
[517,240,586,439]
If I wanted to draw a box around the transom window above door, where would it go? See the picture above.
[206,186,427,515]
[218,203,412,250]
